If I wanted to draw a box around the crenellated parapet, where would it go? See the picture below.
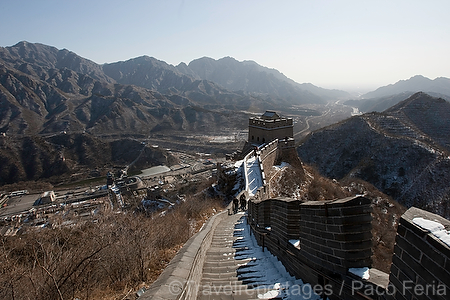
[248,196,450,300]
[248,116,293,129]
[387,207,450,300]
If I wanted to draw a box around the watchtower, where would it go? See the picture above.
[248,111,293,145]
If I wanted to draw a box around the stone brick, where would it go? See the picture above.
[393,290,408,300]
[401,251,436,285]
[345,249,372,260]
[326,239,344,250]
[299,249,321,268]
[340,214,373,225]
[320,244,335,256]
[389,263,399,278]
[300,214,314,222]
[346,257,372,268]
[406,230,447,266]
[323,207,342,217]
[326,254,343,266]
[421,255,450,285]
[340,223,372,234]
[393,243,403,259]
[326,224,342,233]
[399,217,428,238]
[344,240,372,251]
[315,230,335,241]
[425,234,450,260]
[388,272,403,291]
[313,222,326,232]
[395,235,422,261]
[392,254,416,283]
[340,205,372,216]
[334,231,371,242]
[396,223,406,237]
[331,195,371,207]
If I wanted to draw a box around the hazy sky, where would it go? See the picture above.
[1,0,449,91]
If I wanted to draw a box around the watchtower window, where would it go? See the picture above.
[262,138,265,143]
[257,137,260,142]
[252,135,254,140]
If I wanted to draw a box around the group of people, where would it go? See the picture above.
[232,194,247,214]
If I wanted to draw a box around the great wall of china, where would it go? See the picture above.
[139,112,450,300]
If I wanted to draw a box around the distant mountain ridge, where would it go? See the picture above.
[362,75,450,99]
[0,41,357,137]
[0,41,350,185]
[297,92,450,218]
[0,41,114,83]
[102,55,193,93]
[344,75,450,113]
[102,55,352,105]
[178,56,351,101]
[0,42,257,136]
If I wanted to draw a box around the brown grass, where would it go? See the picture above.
[269,163,350,201]
[0,194,224,300]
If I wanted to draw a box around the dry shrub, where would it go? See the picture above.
[305,165,349,201]
[269,163,349,201]
[1,180,54,194]
[269,165,305,198]
[0,194,224,300]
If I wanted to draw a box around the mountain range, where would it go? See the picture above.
[2,40,450,215]
[362,75,450,99]
[297,92,450,218]
[345,76,450,113]
[0,41,356,137]
[0,41,354,185]
[2,41,450,137]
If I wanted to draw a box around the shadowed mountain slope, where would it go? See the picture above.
[297,92,450,218]
[344,91,450,113]
[1,41,355,139]
[0,133,176,185]
[0,42,260,136]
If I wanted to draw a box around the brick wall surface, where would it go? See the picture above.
[248,198,450,300]
[387,207,450,300]
[248,195,374,299]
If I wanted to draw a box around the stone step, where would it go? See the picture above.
[194,214,272,300]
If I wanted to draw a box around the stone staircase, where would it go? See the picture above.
[139,211,306,300]
[197,213,261,300]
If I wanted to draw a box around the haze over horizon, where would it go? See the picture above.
[1,0,449,92]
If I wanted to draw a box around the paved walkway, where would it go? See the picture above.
[139,211,295,300]
[245,156,264,197]
[197,212,260,300]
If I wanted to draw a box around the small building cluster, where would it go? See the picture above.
[34,191,56,205]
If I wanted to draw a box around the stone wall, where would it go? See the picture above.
[387,207,450,300]
[249,139,298,200]
[248,196,375,299]
[259,139,279,179]
[248,117,293,145]
[248,198,450,300]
